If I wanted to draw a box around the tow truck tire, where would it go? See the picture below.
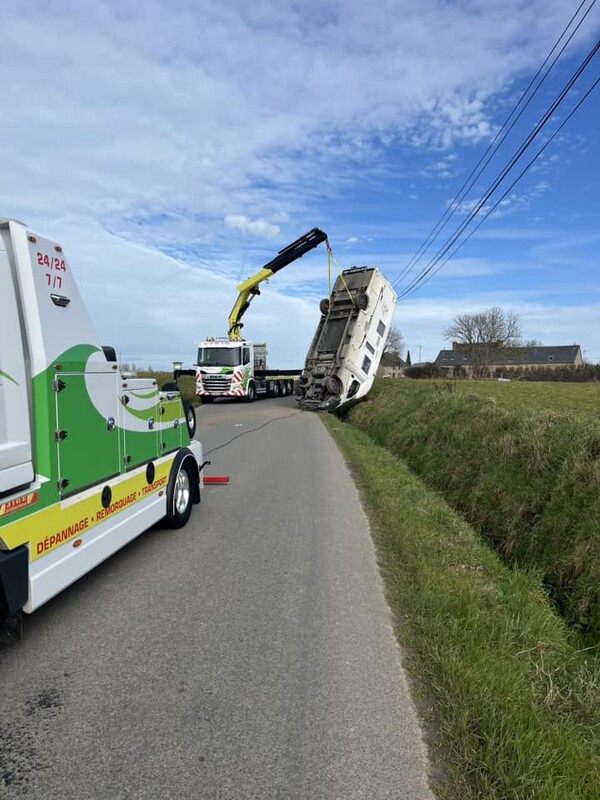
[165,455,198,529]
[246,382,256,402]
[273,382,281,398]
[183,400,196,439]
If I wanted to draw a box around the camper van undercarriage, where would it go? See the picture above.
[295,267,397,412]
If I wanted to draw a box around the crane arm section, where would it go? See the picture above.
[227,228,328,340]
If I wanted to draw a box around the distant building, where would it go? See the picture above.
[377,354,405,379]
[434,343,584,377]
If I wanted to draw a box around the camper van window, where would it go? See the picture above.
[366,341,375,355]
[362,355,372,374]
[376,321,386,337]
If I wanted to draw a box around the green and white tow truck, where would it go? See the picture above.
[0,218,203,628]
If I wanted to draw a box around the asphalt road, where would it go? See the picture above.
[1,397,434,800]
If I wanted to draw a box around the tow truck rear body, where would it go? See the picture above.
[0,219,202,622]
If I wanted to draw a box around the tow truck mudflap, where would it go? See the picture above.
[0,546,28,614]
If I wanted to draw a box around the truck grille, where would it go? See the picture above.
[202,374,232,392]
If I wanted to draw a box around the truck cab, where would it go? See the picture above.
[195,338,256,400]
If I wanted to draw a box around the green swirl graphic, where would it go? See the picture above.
[0,369,18,385]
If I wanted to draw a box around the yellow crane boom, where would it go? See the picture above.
[227,228,328,340]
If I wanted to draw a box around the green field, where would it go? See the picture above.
[450,378,600,415]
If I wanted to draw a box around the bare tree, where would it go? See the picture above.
[443,307,521,378]
[382,325,405,364]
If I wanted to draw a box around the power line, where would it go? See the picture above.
[397,36,600,299]
[398,74,600,299]
[393,0,598,291]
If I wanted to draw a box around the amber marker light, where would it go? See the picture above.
[72,539,83,548]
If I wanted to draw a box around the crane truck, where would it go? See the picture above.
[175,228,329,402]
[0,218,203,630]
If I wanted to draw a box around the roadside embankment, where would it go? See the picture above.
[343,380,600,643]
[323,411,600,800]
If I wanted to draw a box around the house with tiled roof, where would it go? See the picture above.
[377,353,405,379]
[434,343,584,377]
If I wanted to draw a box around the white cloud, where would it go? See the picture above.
[1,0,597,367]
[225,215,280,239]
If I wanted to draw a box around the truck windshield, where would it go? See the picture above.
[196,347,242,367]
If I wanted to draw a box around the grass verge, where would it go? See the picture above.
[345,380,600,642]
[323,415,600,800]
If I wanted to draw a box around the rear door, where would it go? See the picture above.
[0,244,34,494]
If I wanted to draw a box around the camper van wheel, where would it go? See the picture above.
[324,375,343,395]
[166,461,194,528]
[183,401,196,438]
[246,382,257,402]
[357,291,369,311]
[319,298,330,316]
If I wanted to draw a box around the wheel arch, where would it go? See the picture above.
[166,448,200,519]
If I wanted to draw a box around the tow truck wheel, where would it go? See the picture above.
[166,460,194,528]
[273,382,281,398]
[183,400,196,438]
[246,382,256,402]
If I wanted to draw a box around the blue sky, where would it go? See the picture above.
[2,0,599,367]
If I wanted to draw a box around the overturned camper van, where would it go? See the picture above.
[295,267,397,412]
